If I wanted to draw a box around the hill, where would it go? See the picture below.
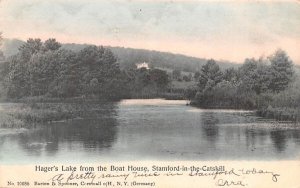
[2,38,24,57]
[2,38,238,72]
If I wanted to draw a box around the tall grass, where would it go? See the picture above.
[257,77,300,122]
[0,103,82,127]
[0,112,25,128]
[0,102,119,128]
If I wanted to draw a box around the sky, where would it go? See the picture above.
[0,0,300,64]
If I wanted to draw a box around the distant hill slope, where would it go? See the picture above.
[63,44,240,72]
[2,39,25,57]
[3,38,239,72]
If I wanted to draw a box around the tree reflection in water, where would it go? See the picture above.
[13,103,119,156]
[1,101,300,162]
[270,130,287,152]
[200,112,219,145]
[244,128,268,152]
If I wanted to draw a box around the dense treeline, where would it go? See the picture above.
[124,67,169,98]
[2,38,238,73]
[0,33,6,99]
[1,36,299,122]
[2,38,125,100]
[189,49,299,121]
[0,38,170,101]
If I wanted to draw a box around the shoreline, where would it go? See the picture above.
[0,98,299,126]
[190,102,300,123]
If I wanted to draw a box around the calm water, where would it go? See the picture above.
[0,99,300,164]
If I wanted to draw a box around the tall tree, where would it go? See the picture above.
[149,69,169,90]
[76,45,121,98]
[198,59,223,92]
[19,38,43,61]
[238,58,272,94]
[223,67,237,82]
[268,49,294,92]
[44,38,61,51]
[6,55,30,97]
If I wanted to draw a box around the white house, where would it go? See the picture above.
[136,62,149,69]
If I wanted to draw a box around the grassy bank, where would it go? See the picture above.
[0,103,75,127]
[256,80,300,122]
[11,103,74,123]
[0,102,118,127]
[190,82,300,123]
[0,112,25,128]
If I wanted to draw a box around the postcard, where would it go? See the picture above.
[0,0,299,187]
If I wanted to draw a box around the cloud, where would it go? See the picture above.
[0,0,299,63]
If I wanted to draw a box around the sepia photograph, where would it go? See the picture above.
[0,0,300,187]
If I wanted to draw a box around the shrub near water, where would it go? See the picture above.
[3,102,118,125]
[257,80,300,122]
[2,103,76,126]
[191,50,299,122]
[0,112,24,128]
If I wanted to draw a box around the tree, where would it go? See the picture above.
[5,38,45,98]
[4,38,126,100]
[172,69,181,80]
[19,38,43,61]
[136,68,151,88]
[223,67,237,82]
[237,58,273,94]
[44,38,61,51]
[268,49,294,92]
[0,32,4,60]
[184,86,197,100]
[188,73,193,81]
[183,75,190,82]
[28,49,71,96]
[76,45,121,98]
[238,58,258,77]
[6,55,30,98]
[198,59,223,92]
[48,49,78,97]
[194,71,200,80]
[149,69,169,90]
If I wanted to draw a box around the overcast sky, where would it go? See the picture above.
[0,0,300,63]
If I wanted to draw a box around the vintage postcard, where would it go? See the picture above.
[0,0,300,187]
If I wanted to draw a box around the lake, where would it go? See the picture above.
[0,99,300,164]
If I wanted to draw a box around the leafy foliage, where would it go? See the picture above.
[197,59,223,92]
[268,49,294,92]
[3,39,126,100]
[124,68,170,98]
[1,38,172,100]
[192,49,296,111]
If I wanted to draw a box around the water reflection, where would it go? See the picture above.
[244,128,267,152]
[201,113,219,145]
[270,130,287,152]
[0,99,300,163]
[0,103,119,162]
[16,119,118,155]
